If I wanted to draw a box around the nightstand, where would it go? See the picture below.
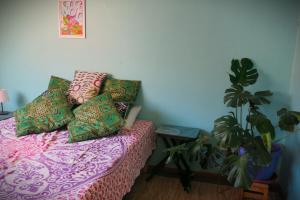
[0,112,13,121]
[147,124,200,192]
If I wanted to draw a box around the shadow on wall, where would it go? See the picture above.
[279,132,300,199]
[16,92,27,108]
[135,86,162,125]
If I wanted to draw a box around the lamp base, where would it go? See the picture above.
[0,111,9,115]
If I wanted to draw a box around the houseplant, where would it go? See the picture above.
[167,58,300,189]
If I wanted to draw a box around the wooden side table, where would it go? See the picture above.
[0,112,13,121]
[147,124,200,192]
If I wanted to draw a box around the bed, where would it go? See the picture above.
[0,117,155,200]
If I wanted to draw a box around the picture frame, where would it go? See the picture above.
[58,0,85,38]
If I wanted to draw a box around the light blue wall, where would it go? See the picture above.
[282,15,300,200]
[0,0,299,131]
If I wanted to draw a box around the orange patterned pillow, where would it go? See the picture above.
[68,71,107,104]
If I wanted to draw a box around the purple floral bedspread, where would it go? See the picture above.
[0,118,126,200]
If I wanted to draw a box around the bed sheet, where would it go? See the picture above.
[0,118,155,200]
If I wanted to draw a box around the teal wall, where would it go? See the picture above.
[0,0,299,131]
[0,0,300,197]
[281,15,300,200]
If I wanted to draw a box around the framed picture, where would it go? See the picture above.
[58,0,85,38]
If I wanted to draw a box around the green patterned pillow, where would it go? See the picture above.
[14,89,74,137]
[48,76,71,92]
[68,93,124,143]
[103,78,141,102]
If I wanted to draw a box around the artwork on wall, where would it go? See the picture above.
[58,0,85,38]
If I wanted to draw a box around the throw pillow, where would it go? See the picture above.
[48,75,71,92]
[33,76,70,102]
[102,78,141,102]
[14,89,74,137]
[68,93,124,143]
[124,105,142,130]
[68,71,107,104]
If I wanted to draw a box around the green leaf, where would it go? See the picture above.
[224,85,252,108]
[248,90,273,105]
[277,108,299,132]
[229,58,258,87]
[165,144,187,164]
[261,132,272,153]
[213,114,244,148]
[222,154,252,189]
[247,112,275,139]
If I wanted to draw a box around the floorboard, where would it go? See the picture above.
[126,175,243,200]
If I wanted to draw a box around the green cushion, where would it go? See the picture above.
[103,78,141,102]
[48,75,71,92]
[68,93,124,143]
[14,89,74,137]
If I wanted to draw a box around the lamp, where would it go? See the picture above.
[0,89,9,115]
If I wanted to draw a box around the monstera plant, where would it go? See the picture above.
[167,58,300,189]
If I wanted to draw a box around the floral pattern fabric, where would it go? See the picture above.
[103,78,141,102]
[14,89,74,136]
[68,93,124,143]
[68,71,107,104]
[0,118,155,200]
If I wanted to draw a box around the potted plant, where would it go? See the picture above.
[167,58,300,189]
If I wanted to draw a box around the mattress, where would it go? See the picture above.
[0,118,155,200]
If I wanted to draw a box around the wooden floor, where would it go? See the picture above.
[126,175,243,200]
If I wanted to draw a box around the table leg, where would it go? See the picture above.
[146,137,173,181]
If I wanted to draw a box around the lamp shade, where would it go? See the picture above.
[0,89,9,103]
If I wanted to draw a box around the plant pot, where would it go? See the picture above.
[238,144,282,181]
[254,144,281,180]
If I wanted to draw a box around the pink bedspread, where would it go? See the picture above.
[0,118,155,200]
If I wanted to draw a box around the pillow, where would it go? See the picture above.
[33,90,50,102]
[14,89,74,137]
[124,105,142,130]
[68,93,124,143]
[68,71,107,104]
[103,78,141,102]
[114,102,131,118]
[33,76,70,102]
[48,75,71,92]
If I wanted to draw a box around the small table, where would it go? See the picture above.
[147,124,200,192]
[0,112,13,121]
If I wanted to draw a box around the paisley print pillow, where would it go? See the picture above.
[103,78,141,102]
[68,93,124,143]
[14,89,74,137]
[68,71,107,105]
[32,76,70,102]
[48,76,71,92]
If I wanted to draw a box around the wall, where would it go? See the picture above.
[281,13,300,200]
[0,0,299,132]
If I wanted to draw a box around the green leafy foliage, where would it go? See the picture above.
[213,113,244,148]
[248,90,273,106]
[164,58,299,190]
[224,85,251,107]
[222,154,252,189]
[247,112,275,139]
[165,144,188,164]
[229,58,258,87]
[278,108,300,132]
